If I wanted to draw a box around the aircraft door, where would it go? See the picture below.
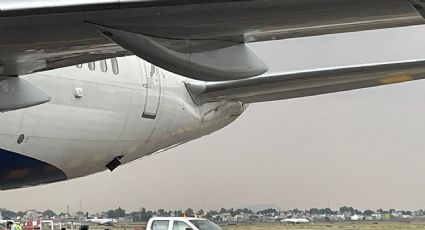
[141,62,161,119]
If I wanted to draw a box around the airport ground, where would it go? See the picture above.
[82,222,425,230]
[222,222,425,230]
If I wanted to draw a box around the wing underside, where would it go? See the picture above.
[0,0,424,79]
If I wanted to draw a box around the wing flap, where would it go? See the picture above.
[186,60,425,105]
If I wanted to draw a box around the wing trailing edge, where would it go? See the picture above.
[186,60,425,105]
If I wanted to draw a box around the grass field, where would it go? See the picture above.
[221,222,425,230]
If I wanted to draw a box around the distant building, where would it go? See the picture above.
[350,215,364,221]
[335,214,345,221]
[391,212,403,219]
[212,213,233,222]
[221,213,233,222]
[413,210,424,217]
[371,214,383,220]
[234,214,249,222]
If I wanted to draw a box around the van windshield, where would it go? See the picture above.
[189,220,223,230]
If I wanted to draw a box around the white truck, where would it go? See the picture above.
[146,217,223,230]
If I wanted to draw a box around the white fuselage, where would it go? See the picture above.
[88,218,117,225]
[0,56,245,190]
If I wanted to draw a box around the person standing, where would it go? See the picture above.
[6,221,22,230]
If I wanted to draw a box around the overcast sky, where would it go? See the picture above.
[3,25,425,214]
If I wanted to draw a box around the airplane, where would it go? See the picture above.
[86,217,117,226]
[2,0,425,189]
[281,218,310,224]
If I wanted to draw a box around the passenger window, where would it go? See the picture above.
[110,58,119,75]
[152,221,169,230]
[88,62,95,71]
[76,64,82,68]
[100,60,108,73]
[173,221,191,230]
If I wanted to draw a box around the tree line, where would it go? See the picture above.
[0,206,418,221]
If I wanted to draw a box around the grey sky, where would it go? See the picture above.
[2,25,425,214]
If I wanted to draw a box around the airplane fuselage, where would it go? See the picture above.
[0,56,245,190]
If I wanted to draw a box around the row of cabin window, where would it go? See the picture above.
[76,58,119,75]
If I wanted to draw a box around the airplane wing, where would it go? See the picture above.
[185,59,425,104]
[1,0,425,81]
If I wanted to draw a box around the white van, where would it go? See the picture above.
[146,217,224,230]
